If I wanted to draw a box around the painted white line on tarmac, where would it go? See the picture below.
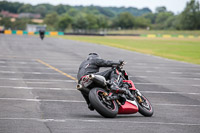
[134,82,200,87]
[0,71,60,75]
[0,117,199,126]
[0,86,200,95]
[130,65,200,70]
[170,72,183,74]
[0,98,84,102]
[1,80,200,86]
[25,81,76,84]
[129,76,200,80]
[0,78,74,82]
[154,103,200,107]
[141,91,200,95]
[128,70,200,75]
[145,70,155,73]
[0,66,52,69]
[0,98,200,108]
[0,86,76,90]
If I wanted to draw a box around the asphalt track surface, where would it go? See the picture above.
[0,34,200,133]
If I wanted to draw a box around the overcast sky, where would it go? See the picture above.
[6,0,199,13]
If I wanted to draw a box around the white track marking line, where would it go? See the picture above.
[134,83,200,87]
[0,86,76,90]
[0,118,200,126]
[0,86,200,95]
[170,72,183,74]
[141,91,200,95]
[0,98,200,108]
[0,66,52,69]
[0,98,84,102]
[0,71,59,74]
[25,81,76,84]
[0,78,75,82]
[129,76,200,80]
[154,103,200,107]
[128,70,200,75]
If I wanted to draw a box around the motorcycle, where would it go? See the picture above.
[39,30,45,40]
[77,63,154,118]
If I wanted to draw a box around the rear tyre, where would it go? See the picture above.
[136,93,154,117]
[89,88,118,118]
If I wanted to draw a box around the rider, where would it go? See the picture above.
[39,28,45,40]
[77,53,134,110]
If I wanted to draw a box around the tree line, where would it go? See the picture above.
[0,0,200,31]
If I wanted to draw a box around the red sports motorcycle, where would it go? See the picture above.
[77,64,154,118]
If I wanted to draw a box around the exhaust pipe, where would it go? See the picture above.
[88,74,106,86]
[76,84,83,90]
[89,74,95,79]
[76,84,89,93]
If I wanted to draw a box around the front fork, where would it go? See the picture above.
[135,89,143,104]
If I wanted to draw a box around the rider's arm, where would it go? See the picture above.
[95,59,120,67]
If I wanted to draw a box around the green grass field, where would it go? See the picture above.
[107,30,200,36]
[57,35,200,65]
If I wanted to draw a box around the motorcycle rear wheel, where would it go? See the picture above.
[89,88,118,118]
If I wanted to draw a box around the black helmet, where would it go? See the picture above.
[87,53,101,60]
[89,53,98,56]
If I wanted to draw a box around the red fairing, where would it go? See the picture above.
[118,101,138,114]
[123,80,136,90]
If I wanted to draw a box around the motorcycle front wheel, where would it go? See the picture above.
[89,88,118,118]
[136,92,154,117]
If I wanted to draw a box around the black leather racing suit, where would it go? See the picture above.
[77,54,120,105]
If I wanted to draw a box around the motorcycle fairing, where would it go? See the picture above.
[118,100,138,114]
[123,80,136,90]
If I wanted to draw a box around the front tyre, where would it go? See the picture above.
[89,88,118,118]
[136,93,154,117]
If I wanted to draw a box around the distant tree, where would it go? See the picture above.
[58,14,72,31]
[95,6,115,17]
[67,8,79,16]
[34,5,47,17]
[17,4,33,13]
[113,12,135,29]
[97,15,109,28]
[72,14,89,29]
[44,12,59,29]
[86,14,99,29]
[12,18,31,30]
[155,6,167,13]
[0,1,23,13]
[0,18,12,29]
[155,12,174,24]
[154,12,174,29]
[135,16,151,28]
[143,13,157,24]
[54,4,67,14]
[180,0,200,30]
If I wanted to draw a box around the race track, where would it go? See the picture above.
[0,34,200,133]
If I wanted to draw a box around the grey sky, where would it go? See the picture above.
[6,0,199,13]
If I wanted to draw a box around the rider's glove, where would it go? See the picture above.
[119,60,125,65]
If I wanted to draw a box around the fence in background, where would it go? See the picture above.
[1,30,200,38]
[2,30,64,36]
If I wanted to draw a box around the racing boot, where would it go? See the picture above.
[88,103,95,111]
[110,84,134,100]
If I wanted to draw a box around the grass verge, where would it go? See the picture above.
[56,35,200,65]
